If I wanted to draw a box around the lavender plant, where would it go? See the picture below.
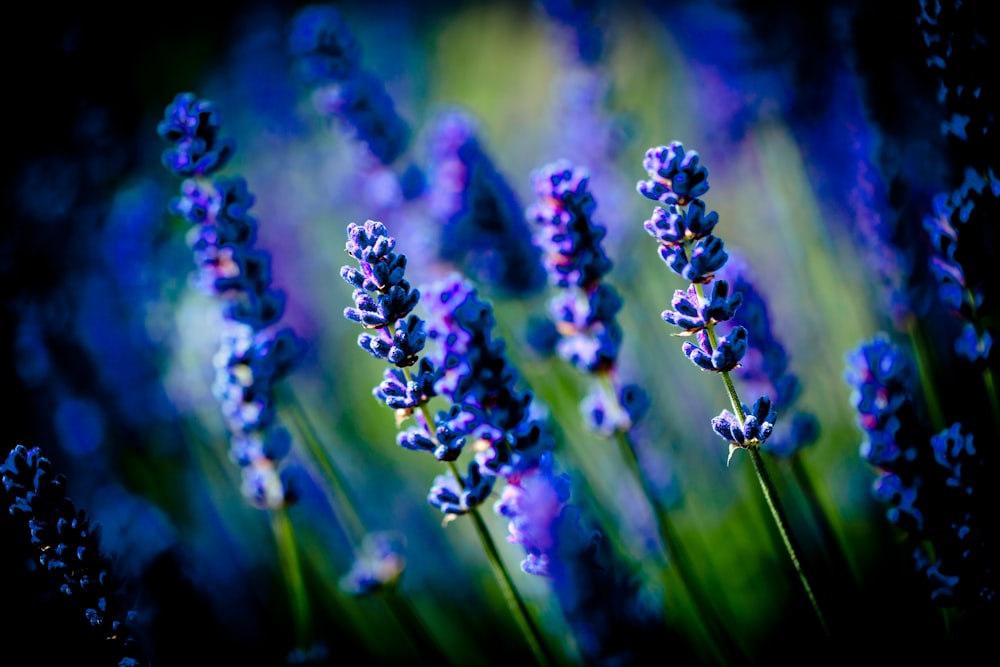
[14,1,1000,664]
[421,274,665,665]
[341,219,556,665]
[2,444,146,667]
[288,3,409,166]
[159,93,460,664]
[158,92,304,512]
[422,108,546,296]
[636,141,830,634]
[528,158,739,662]
[846,333,998,608]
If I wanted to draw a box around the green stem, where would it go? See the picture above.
[906,321,946,431]
[747,447,829,636]
[271,508,312,649]
[613,429,742,665]
[691,283,830,637]
[277,382,366,547]
[467,496,558,667]
[382,585,454,665]
[279,380,458,663]
[401,359,556,667]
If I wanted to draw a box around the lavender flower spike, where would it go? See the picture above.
[636,140,831,633]
[2,445,147,666]
[159,93,303,511]
[638,142,710,205]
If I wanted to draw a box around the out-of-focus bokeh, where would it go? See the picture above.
[2,1,996,665]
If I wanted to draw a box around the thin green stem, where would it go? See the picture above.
[982,365,1000,437]
[277,382,366,547]
[747,447,829,636]
[382,585,454,664]
[401,363,556,667]
[613,429,741,665]
[271,508,312,649]
[906,321,946,431]
[691,282,829,636]
[468,498,558,667]
[280,377,457,663]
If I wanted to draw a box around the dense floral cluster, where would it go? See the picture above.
[423,109,546,296]
[420,273,662,663]
[2,445,145,667]
[637,141,775,454]
[288,4,409,164]
[527,160,649,436]
[846,334,998,607]
[159,93,303,510]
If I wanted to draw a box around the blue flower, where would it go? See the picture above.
[289,4,409,164]
[339,532,406,596]
[159,93,304,510]
[661,280,742,333]
[427,461,495,516]
[637,142,710,205]
[643,198,719,247]
[528,160,612,289]
[659,235,729,284]
[682,326,747,373]
[157,93,234,177]
[712,396,777,447]
[423,109,545,295]
[2,445,146,666]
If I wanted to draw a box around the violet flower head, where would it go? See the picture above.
[157,93,235,177]
[924,187,994,362]
[845,333,918,467]
[527,159,628,382]
[638,142,710,206]
[528,159,612,289]
[342,229,501,514]
[712,396,777,447]
[423,108,545,295]
[662,280,742,334]
[421,275,553,479]
[2,445,147,667]
[288,4,409,164]
[342,220,421,338]
[846,335,999,608]
[637,141,772,458]
[159,93,304,510]
[339,532,406,596]
[341,220,444,430]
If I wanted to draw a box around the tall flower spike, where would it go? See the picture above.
[288,3,409,164]
[637,141,831,635]
[2,445,147,667]
[423,108,546,295]
[421,274,664,663]
[342,234,559,666]
[846,335,998,607]
[159,93,303,510]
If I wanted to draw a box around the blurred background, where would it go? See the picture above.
[2,0,995,665]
